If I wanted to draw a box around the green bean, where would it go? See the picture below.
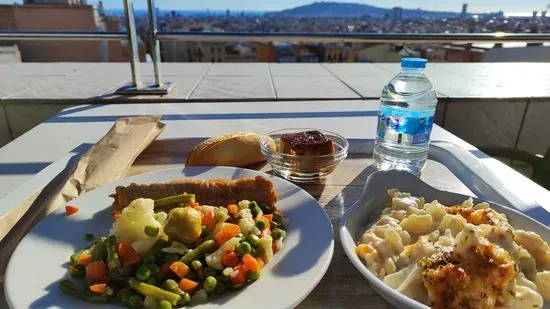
[69,264,85,277]
[154,193,195,208]
[145,225,160,237]
[161,279,184,295]
[136,265,152,281]
[272,228,286,240]
[203,276,217,293]
[90,237,107,262]
[258,203,272,214]
[157,300,173,309]
[147,236,171,256]
[129,277,181,306]
[246,234,260,247]
[191,260,202,271]
[179,240,216,265]
[69,247,91,265]
[59,280,109,303]
[236,242,252,256]
[106,235,121,270]
[163,253,179,264]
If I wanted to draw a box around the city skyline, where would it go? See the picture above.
[0,0,548,14]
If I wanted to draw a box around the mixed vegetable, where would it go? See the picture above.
[60,194,287,308]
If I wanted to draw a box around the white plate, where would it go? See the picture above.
[340,170,550,309]
[6,166,334,309]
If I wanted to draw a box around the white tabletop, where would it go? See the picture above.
[0,100,549,308]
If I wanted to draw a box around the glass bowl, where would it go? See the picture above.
[261,128,349,182]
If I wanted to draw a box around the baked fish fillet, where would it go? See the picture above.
[111,175,278,216]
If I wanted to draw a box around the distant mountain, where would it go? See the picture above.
[274,1,461,18]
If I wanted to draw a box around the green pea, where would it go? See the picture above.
[145,276,157,285]
[157,300,172,309]
[144,225,159,237]
[203,276,217,293]
[191,260,202,271]
[122,289,135,303]
[203,266,218,277]
[272,211,282,222]
[127,295,143,308]
[249,202,261,216]
[272,228,286,240]
[255,220,266,230]
[248,270,261,281]
[161,279,181,294]
[147,264,160,275]
[136,264,151,281]
[180,293,191,304]
[163,253,179,264]
[246,234,260,247]
[236,242,252,256]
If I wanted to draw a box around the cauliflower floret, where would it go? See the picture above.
[110,198,163,253]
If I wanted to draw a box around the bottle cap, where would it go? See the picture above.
[401,57,428,68]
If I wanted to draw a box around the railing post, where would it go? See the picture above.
[147,0,162,87]
[122,0,141,89]
[115,0,174,95]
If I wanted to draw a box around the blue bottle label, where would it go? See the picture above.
[376,106,434,145]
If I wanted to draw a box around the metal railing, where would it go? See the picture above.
[1,0,550,95]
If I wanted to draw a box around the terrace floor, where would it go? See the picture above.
[0,62,549,156]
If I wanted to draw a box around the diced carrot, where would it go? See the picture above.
[242,253,261,272]
[156,263,171,280]
[170,262,190,279]
[214,223,241,245]
[89,283,107,294]
[121,251,141,267]
[263,214,273,222]
[86,261,107,280]
[179,278,198,292]
[227,204,238,215]
[202,209,216,231]
[257,258,265,268]
[117,240,141,266]
[230,264,248,284]
[221,251,240,267]
[65,205,79,216]
[76,253,92,267]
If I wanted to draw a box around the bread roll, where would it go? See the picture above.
[186,132,276,167]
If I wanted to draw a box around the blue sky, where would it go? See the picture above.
[0,0,547,13]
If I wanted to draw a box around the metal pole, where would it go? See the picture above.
[147,0,162,87]
[122,0,142,89]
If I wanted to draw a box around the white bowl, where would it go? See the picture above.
[340,170,550,309]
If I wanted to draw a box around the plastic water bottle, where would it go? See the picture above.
[373,58,438,175]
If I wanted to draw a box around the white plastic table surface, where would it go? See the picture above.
[0,100,548,308]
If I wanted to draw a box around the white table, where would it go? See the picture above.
[0,100,548,308]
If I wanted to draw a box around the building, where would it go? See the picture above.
[256,43,277,62]
[0,3,101,62]
[24,0,86,4]
[391,7,403,21]
[483,45,550,62]
[461,3,468,17]
[0,45,21,62]
[102,16,146,62]
[322,43,356,62]
[443,44,486,62]
[355,44,418,62]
